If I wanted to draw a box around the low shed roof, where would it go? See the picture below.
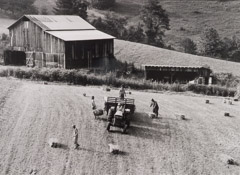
[143,65,209,69]
[46,30,115,41]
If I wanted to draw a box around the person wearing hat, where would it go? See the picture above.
[72,125,79,149]
[150,99,159,117]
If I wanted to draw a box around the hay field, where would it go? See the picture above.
[115,39,240,77]
[0,77,240,174]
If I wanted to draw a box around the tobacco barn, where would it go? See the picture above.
[7,15,115,69]
[143,65,212,84]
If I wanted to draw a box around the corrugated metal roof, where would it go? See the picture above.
[143,64,209,69]
[46,30,115,41]
[8,15,95,31]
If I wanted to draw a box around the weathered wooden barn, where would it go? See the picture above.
[7,15,115,69]
[143,65,212,84]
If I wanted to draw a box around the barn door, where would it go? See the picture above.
[26,52,35,67]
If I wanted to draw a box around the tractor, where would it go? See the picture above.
[104,97,135,134]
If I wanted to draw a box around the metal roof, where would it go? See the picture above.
[8,15,96,31]
[46,30,115,41]
[143,64,210,69]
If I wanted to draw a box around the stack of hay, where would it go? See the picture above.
[108,144,120,154]
[48,138,59,148]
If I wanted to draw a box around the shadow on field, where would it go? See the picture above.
[128,112,171,141]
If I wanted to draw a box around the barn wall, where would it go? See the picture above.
[65,39,114,69]
[10,19,43,52]
[9,19,66,68]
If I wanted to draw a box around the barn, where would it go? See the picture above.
[7,15,115,69]
[143,65,212,84]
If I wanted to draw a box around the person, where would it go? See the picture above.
[116,102,125,112]
[150,99,159,117]
[91,96,96,110]
[119,85,126,99]
[72,125,79,149]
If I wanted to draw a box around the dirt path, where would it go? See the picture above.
[0,78,240,175]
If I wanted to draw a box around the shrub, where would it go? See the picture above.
[0,66,237,97]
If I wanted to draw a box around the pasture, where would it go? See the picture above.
[0,77,240,174]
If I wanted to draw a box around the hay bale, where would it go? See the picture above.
[83,93,86,97]
[106,87,111,92]
[148,112,156,118]
[108,144,119,154]
[43,82,48,85]
[234,98,238,102]
[93,109,104,116]
[205,100,210,104]
[181,115,186,120]
[224,112,230,117]
[48,138,59,148]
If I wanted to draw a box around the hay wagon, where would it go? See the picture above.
[104,97,135,134]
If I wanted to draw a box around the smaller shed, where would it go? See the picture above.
[143,65,212,84]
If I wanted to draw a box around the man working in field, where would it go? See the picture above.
[72,125,79,149]
[119,85,126,100]
[150,99,159,117]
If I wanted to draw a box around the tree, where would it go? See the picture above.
[54,0,88,20]
[181,38,197,54]
[0,0,38,18]
[91,13,127,38]
[91,0,116,10]
[200,28,225,58]
[123,24,145,43]
[140,0,170,48]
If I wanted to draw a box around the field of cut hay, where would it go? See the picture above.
[0,77,240,174]
[115,39,240,77]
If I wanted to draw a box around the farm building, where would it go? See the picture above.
[143,65,212,84]
[7,15,115,69]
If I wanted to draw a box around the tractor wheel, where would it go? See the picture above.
[107,122,111,132]
[122,124,128,134]
[127,121,130,128]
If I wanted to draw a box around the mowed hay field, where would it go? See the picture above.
[115,39,240,77]
[0,78,240,174]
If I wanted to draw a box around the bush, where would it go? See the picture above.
[0,66,237,97]
[92,0,115,9]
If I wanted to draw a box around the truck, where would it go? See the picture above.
[104,97,135,134]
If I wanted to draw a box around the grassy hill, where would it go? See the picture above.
[113,0,240,50]
[115,39,240,77]
[34,0,240,50]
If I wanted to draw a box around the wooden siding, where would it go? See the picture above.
[10,20,43,52]
[145,66,211,84]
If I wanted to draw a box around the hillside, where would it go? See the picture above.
[1,77,240,174]
[33,0,240,50]
[112,0,240,50]
[115,39,240,76]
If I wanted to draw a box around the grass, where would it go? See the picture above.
[114,39,240,77]
[0,65,236,97]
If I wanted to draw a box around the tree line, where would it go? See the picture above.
[0,0,38,18]
[181,28,240,62]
